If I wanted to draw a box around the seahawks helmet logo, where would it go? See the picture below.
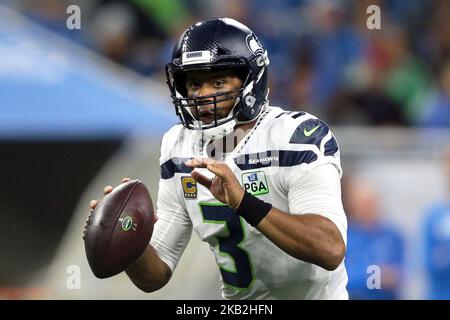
[246,34,263,56]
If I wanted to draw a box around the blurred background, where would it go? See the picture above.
[0,0,448,299]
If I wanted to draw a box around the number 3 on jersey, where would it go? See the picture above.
[200,203,254,290]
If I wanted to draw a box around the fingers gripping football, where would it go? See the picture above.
[84,178,133,240]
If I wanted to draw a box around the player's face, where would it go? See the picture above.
[186,69,243,125]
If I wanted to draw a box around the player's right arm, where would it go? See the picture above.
[125,243,172,293]
[90,127,193,293]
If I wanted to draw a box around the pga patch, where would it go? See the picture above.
[241,171,269,196]
[181,176,197,199]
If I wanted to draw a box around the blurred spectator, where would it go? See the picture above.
[6,0,449,127]
[418,0,450,75]
[303,0,365,110]
[420,59,450,127]
[325,2,408,126]
[344,176,405,299]
[130,0,190,36]
[423,151,450,299]
[327,90,407,126]
[286,45,320,115]
[381,25,431,125]
[89,2,137,65]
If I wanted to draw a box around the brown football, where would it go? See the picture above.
[83,179,154,279]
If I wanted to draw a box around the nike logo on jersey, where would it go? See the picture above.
[304,125,320,137]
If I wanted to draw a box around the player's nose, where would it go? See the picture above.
[197,83,216,99]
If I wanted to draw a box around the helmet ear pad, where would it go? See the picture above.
[172,71,188,98]
[235,64,268,122]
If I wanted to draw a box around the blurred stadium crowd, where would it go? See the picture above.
[1,0,449,300]
[9,0,450,127]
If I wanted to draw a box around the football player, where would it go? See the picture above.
[91,17,348,299]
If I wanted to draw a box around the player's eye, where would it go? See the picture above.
[187,81,201,90]
[214,79,225,88]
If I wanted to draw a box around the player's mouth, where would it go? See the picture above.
[199,110,217,124]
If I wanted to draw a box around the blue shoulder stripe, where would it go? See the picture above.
[234,150,317,170]
[324,135,339,156]
[289,118,329,148]
[160,157,193,179]
[291,112,306,119]
[275,111,306,119]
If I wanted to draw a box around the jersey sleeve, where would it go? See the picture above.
[150,129,193,273]
[276,114,347,243]
[286,163,347,244]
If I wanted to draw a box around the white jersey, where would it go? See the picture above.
[150,106,348,300]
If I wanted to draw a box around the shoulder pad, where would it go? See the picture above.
[272,111,339,157]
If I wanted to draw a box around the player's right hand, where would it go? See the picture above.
[89,178,158,223]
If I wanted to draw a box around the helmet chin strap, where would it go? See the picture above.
[197,118,236,146]
[193,103,267,159]
[191,118,236,159]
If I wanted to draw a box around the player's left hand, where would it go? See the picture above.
[185,158,245,210]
